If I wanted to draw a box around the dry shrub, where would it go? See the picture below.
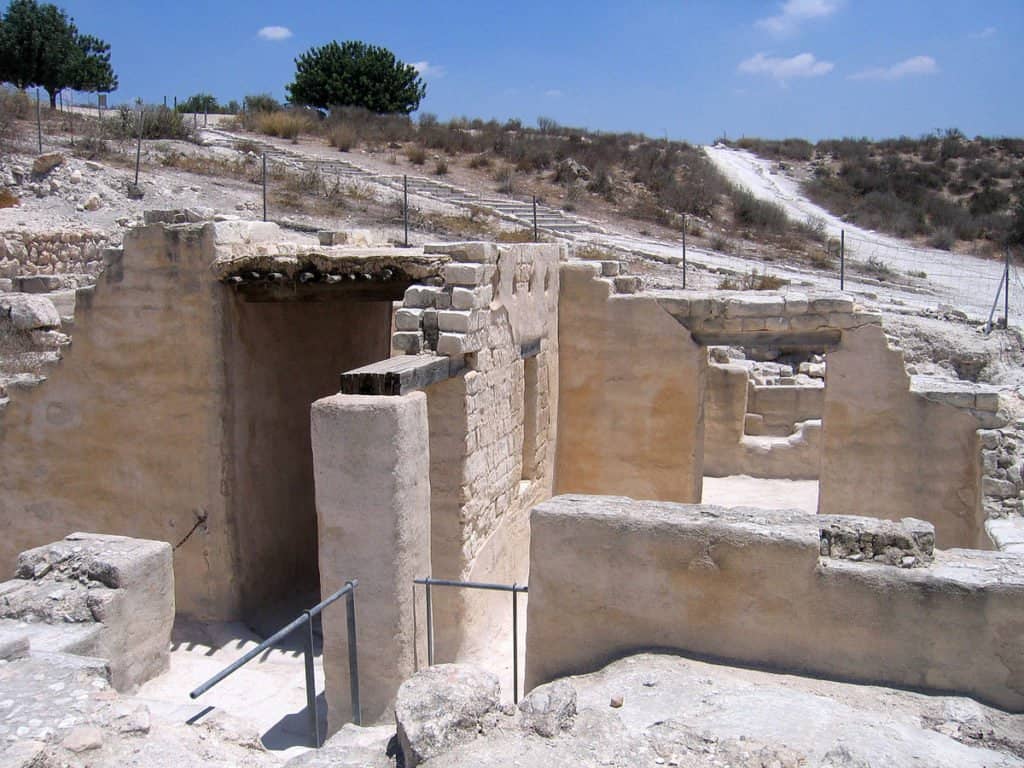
[255,111,311,140]
[434,158,448,176]
[406,146,427,165]
[0,188,19,208]
[496,229,535,243]
[493,166,514,194]
[329,124,357,152]
[718,269,787,290]
[468,154,491,170]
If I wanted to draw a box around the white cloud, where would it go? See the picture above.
[738,52,834,81]
[849,55,939,81]
[412,61,445,78]
[257,26,292,41]
[757,0,842,34]
[969,26,996,39]
[544,89,563,98]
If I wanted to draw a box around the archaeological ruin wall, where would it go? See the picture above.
[312,241,562,728]
[0,217,423,621]
[555,262,705,502]
[525,494,1024,712]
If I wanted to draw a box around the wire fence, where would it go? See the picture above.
[842,230,1020,324]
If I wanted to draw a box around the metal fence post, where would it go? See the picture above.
[134,108,144,187]
[302,611,320,748]
[404,175,410,247]
[533,196,538,242]
[1005,246,1011,328]
[682,213,687,290]
[512,585,519,704]
[840,229,845,291]
[262,153,268,222]
[345,581,361,726]
[425,579,434,666]
[36,88,42,153]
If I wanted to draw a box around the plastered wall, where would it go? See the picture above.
[555,263,705,502]
[525,494,1024,712]
[0,221,393,620]
[819,324,985,549]
[224,296,392,622]
[0,224,240,619]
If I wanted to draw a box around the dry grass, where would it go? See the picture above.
[718,269,788,291]
[255,112,311,141]
[0,189,19,208]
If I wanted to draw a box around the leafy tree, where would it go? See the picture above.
[176,92,219,114]
[243,92,281,113]
[0,0,117,107]
[286,40,425,114]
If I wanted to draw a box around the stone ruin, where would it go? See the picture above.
[1,211,1024,765]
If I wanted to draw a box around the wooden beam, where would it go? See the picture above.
[340,355,463,396]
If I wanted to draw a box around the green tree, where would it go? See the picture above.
[286,40,425,114]
[0,0,117,107]
[176,92,219,114]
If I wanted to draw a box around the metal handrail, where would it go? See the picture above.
[189,579,361,747]
[413,577,528,703]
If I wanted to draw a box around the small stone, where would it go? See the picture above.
[610,695,624,708]
[83,194,102,211]
[62,725,103,753]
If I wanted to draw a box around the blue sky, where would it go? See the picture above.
[52,1,1023,143]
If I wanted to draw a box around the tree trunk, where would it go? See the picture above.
[47,89,58,109]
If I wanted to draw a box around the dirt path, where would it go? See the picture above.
[704,144,1017,321]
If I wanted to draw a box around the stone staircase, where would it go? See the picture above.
[201,128,597,237]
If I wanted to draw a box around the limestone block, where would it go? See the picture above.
[0,293,60,329]
[783,293,809,315]
[437,309,485,334]
[392,331,423,354]
[404,285,443,309]
[810,296,854,313]
[211,220,281,245]
[613,276,641,294]
[395,308,423,331]
[451,286,492,310]
[443,263,488,286]
[723,294,785,317]
[311,392,431,728]
[6,532,174,691]
[424,242,499,264]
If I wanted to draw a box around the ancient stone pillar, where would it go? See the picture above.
[311,392,431,731]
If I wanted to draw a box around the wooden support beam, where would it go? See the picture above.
[340,355,463,396]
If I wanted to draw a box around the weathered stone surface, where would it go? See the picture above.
[0,293,60,329]
[62,725,103,753]
[2,532,174,691]
[518,679,576,737]
[395,664,502,767]
[32,153,64,176]
[285,724,393,768]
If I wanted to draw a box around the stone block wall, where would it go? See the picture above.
[391,242,562,663]
[0,230,112,278]
[525,495,1024,712]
